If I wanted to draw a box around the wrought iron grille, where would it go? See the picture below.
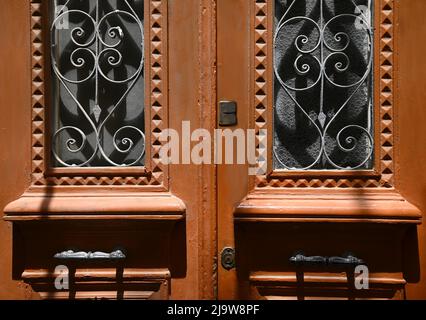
[273,0,374,170]
[50,0,145,167]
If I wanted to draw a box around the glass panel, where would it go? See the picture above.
[50,0,145,167]
[274,0,374,170]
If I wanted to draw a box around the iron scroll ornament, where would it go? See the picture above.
[51,0,145,167]
[273,0,374,170]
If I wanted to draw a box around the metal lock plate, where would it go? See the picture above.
[219,101,237,126]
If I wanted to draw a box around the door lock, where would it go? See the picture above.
[219,101,237,126]
[220,247,236,270]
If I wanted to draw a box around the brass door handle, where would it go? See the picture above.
[54,249,126,260]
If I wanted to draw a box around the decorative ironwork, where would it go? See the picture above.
[273,0,374,170]
[51,0,145,167]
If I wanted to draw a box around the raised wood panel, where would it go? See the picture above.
[22,268,170,300]
[233,222,413,299]
[4,192,185,221]
[250,272,405,300]
[235,191,421,224]
[10,220,181,299]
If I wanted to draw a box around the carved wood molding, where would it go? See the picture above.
[253,0,396,189]
[249,271,405,300]
[235,191,422,224]
[29,0,168,189]
[22,268,171,300]
[4,192,185,221]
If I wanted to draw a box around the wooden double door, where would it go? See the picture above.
[1,0,426,300]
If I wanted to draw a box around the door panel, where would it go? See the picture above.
[237,223,409,300]
[0,0,216,300]
[216,0,426,300]
[15,221,173,300]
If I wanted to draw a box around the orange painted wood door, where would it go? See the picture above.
[216,0,426,300]
[0,0,216,300]
[0,0,426,301]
